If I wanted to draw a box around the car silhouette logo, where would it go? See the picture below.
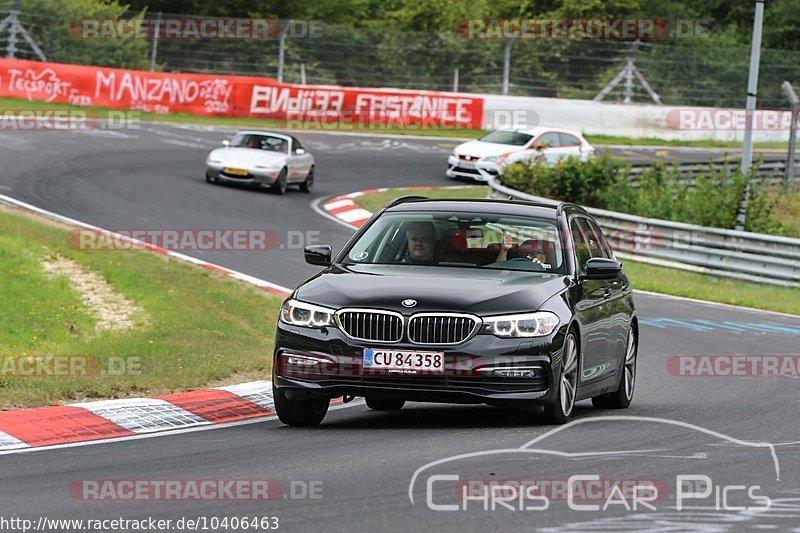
[402,299,417,308]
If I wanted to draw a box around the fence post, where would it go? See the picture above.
[453,68,459,92]
[277,20,290,82]
[149,12,161,72]
[502,38,515,95]
[782,81,799,185]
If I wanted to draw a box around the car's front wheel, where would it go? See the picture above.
[272,168,288,195]
[592,327,637,409]
[300,166,314,193]
[365,397,405,411]
[205,171,215,183]
[273,387,329,426]
[541,329,579,424]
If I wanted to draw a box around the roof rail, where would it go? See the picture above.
[384,195,428,208]
[556,201,588,217]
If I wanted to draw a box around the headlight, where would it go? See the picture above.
[254,164,280,169]
[482,311,559,338]
[207,159,221,164]
[481,155,506,164]
[280,299,336,328]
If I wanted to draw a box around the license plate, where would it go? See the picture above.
[363,349,444,373]
[224,167,248,176]
[459,161,476,169]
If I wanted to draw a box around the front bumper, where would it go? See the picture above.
[273,321,563,406]
[206,163,281,187]
[446,155,501,182]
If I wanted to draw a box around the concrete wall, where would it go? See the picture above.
[481,94,792,143]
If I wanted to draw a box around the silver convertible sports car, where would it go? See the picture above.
[205,131,315,194]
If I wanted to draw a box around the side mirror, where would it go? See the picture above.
[304,245,332,267]
[581,258,621,280]
[222,139,230,147]
[295,148,306,155]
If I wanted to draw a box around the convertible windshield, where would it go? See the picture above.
[479,130,533,146]
[230,133,289,154]
[343,212,564,274]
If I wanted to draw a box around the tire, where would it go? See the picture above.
[365,397,405,411]
[300,166,314,193]
[592,327,637,410]
[273,386,329,426]
[272,168,288,195]
[541,329,579,424]
[205,171,215,183]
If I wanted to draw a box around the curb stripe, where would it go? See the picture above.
[0,406,134,447]
[158,389,273,424]
[70,398,209,434]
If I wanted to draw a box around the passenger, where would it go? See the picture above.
[402,221,437,264]
[496,233,547,265]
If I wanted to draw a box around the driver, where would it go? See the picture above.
[402,221,437,264]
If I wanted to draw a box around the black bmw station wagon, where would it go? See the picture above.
[273,197,638,425]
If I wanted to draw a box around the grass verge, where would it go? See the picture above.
[0,205,283,409]
[0,97,789,148]
[350,186,800,315]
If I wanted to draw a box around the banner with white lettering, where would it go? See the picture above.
[0,59,483,128]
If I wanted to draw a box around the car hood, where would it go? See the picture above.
[455,140,527,158]
[208,147,287,166]
[294,264,570,316]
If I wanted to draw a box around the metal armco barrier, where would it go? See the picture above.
[628,159,792,185]
[488,177,800,287]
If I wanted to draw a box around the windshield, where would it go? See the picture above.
[342,211,564,274]
[229,133,289,154]
[479,130,533,146]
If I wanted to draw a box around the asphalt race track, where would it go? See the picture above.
[1,124,799,532]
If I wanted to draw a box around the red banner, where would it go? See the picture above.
[0,59,483,128]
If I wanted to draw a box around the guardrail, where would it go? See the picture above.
[628,159,792,185]
[487,177,800,287]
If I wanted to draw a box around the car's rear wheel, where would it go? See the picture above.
[365,397,405,411]
[592,327,637,409]
[300,166,314,193]
[272,168,288,195]
[273,387,329,426]
[541,329,579,424]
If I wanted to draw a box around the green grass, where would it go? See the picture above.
[0,207,283,409]
[352,185,487,213]
[351,186,799,316]
[771,185,800,234]
[0,97,789,148]
[623,259,800,315]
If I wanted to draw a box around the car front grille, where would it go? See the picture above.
[336,310,404,343]
[407,314,480,345]
[453,166,481,175]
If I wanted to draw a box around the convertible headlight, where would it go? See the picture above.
[482,311,559,338]
[280,299,336,328]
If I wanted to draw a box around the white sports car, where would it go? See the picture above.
[446,126,595,182]
[205,131,315,194]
